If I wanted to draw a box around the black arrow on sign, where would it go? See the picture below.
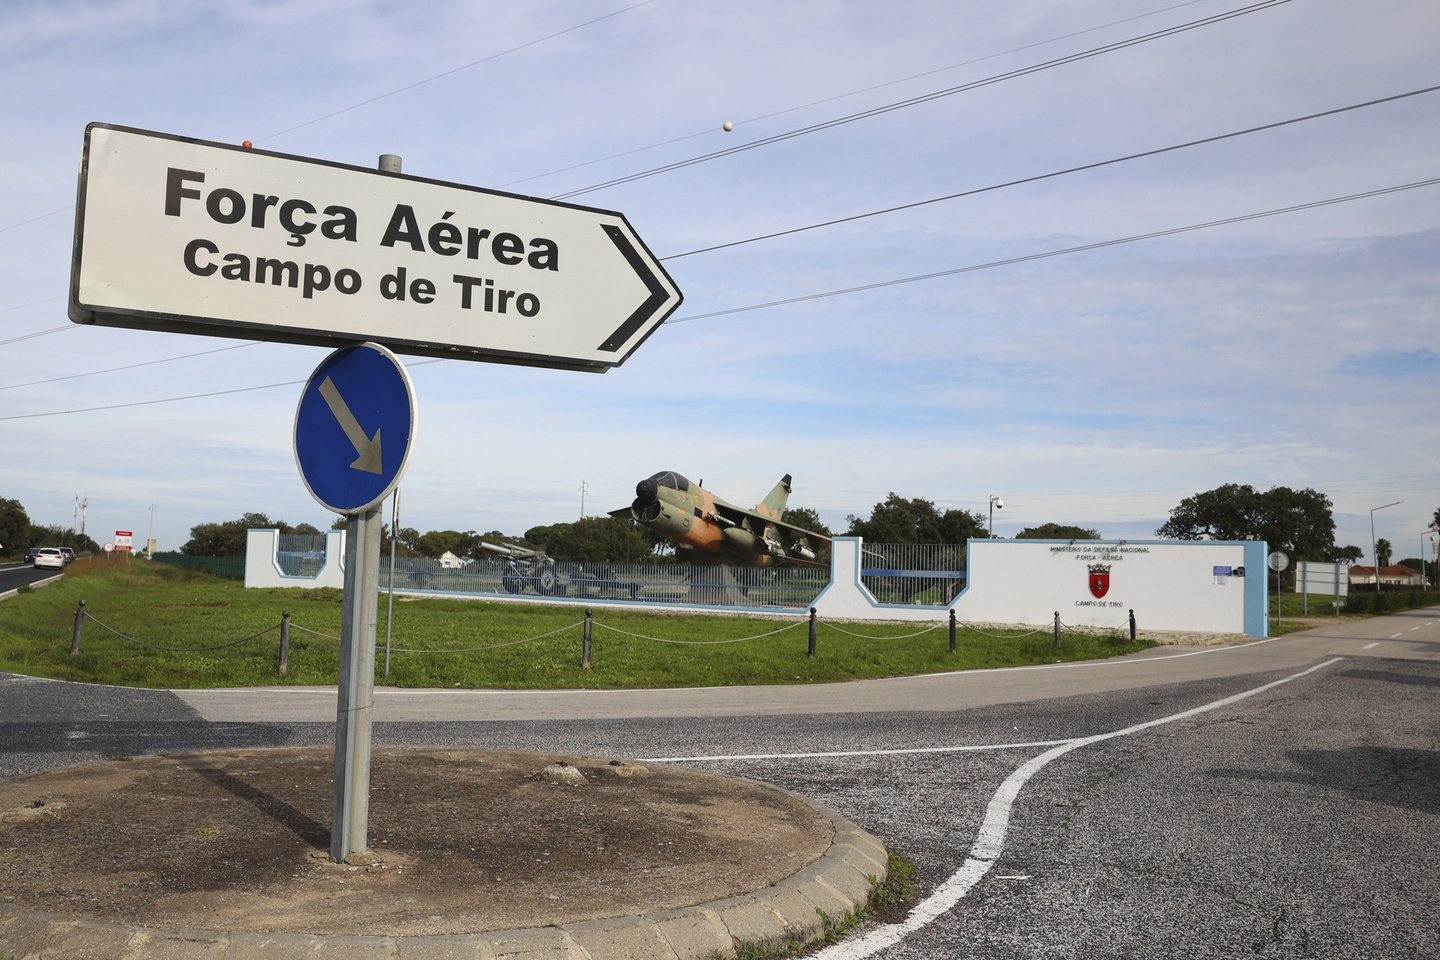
[597,224,679,352]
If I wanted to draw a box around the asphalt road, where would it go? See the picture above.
[0,561,61,596]
[2,609,1436,958]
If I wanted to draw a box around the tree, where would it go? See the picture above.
[846,494,984,545]
[26,523,98,554]
[781,507,831,536]
[415,529,470,558]
[527,517,654,563]
[1332,544,1364,565]
[1375,538,1393,568]
[182,512,320,555]
[1016,523,1101,540]
[0,498,30,556]
[1156,484,1335,559]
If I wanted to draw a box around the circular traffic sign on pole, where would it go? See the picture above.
[294,342,416,514]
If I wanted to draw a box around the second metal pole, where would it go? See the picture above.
[332,506,383,862]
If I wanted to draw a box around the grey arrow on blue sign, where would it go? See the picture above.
[295,342,416,514]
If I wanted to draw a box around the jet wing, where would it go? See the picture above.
[710,500,831,566]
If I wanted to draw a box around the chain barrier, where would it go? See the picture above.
[287,622,339,642]
[387,619,586,654]
[81,610,278,653]
[70,596,1121,676]
[815,619,946,640]
[592,618,806,645]
[1055,617,1133,633]
[951,622,1051,640]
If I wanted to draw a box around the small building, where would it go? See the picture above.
[437,551,470,570]
[1349,564,1423,588]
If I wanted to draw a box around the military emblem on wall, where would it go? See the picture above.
[1088,562,1111,599]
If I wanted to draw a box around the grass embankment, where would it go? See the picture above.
[0,558,1153,690]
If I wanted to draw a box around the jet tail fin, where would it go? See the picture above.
[756,474,793,519]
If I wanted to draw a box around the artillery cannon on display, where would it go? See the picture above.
[480,541,564,596]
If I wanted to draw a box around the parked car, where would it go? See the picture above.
[58,547,76,564]
[24,547,41,564]
[33,548,65,569]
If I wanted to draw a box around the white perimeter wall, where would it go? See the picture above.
[814,537,1268,636]
[245,529,1269,636]
[244,528,345,589]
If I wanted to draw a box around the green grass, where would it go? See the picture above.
[0,558,1154,690]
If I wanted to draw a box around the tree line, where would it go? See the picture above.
[10,488,1436,582]
[0,497,101,558]
[168,493,1104,564]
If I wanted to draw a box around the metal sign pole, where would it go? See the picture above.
[330,152,405,864]
[385,487,400,678]
[332,505,383,862]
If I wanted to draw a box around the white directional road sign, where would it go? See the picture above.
[69,123,683,372]
[295,343,416,514]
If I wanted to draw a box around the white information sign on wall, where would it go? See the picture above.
[69,124,683,372]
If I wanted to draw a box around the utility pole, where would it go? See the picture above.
[580,480,588,519]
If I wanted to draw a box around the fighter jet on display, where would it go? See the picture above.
[611,471,830,567]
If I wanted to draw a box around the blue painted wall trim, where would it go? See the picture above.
[1244,540,1269,637]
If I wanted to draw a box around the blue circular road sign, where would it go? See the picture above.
[294,342,416,514]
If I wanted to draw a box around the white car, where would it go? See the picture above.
[33,547,65,569]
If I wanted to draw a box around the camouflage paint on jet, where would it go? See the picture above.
[612,472,830,567]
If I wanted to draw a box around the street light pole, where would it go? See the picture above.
[1425,530,1438,589]
[1369,500,1401,592]
[988,495,1003,537]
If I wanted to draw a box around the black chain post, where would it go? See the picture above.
[1053,610,1061,648]
[278,610,291,677]
[1129,608,1137,643]
[949,608,957,653]
[808,607,817,658]
[582,609,593,670]
[69,600,85,656]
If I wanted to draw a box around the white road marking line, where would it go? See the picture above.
[642,739,1074,763]
[1362,642,1380,650]
[1390,633,1404,639]
[808,657,1345,960]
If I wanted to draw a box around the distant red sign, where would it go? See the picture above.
[115,530,133,553]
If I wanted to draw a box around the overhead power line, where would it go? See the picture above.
[0,342,259,391]
[550,0,1293,200]
[501,0,1215,189]
[3,176,1432,421]
[257,0,659,144]
[660,84,1440,261]
[6,82,1430,381]
[0,324,73,347]
[664,177,1440,324]
[0,1,658,235]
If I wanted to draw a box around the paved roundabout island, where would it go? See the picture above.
[0,747,890,959]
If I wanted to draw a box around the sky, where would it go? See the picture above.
[2,0,1437,563]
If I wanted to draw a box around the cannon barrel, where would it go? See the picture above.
[479,541,547,560]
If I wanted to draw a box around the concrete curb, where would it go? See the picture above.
[0,798,887,960]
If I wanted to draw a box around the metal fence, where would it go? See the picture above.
[859,542,967,606]
[152,552,246,579]
[382,557,829,610]
[277,534,328,578]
